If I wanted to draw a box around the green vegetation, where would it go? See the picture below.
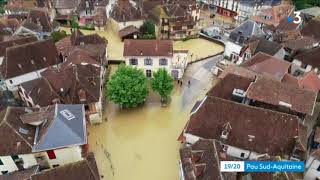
[51,30,68,42]
[293,0,320,10]
[107,64,148,108]
[0,0,7,14]
[151,68,174,103]
[140,20,156,39]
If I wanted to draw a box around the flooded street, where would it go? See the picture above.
[88,57,218,180]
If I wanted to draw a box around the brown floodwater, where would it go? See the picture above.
[87,63,212,180]
[87,81,208,180]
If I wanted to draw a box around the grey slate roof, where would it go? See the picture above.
[228,20,265,45]
[33,104,87,152]
[240,0,281,6]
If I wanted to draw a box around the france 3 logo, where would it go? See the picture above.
[287,11,302,24]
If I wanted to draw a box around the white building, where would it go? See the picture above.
[123,39,188,79]
[0,104,88,175]
[305,150,320,180]
[224,19,265,62]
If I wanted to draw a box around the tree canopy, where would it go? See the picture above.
[51,30,68,42]
[140,20,156,39]
[293,0,320,10]
[107,64,148,108]
[151,68,174,103]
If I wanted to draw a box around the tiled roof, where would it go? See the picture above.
[123,39,173,57]
[228,20,265,45]
[294,47,320,69]
[31,153,99,180]
[246,77,317,115]
[241,52,290,80]
[1,39,59,79]
[185,96,303,156]
[283,37,318,51]
[0,36,37,57]
[110,0,142,22]
[118,25,141,38]
[301,19,320,40]
[244,38,282,56]
[0,107,38,155]
[208,74,254,101]
[298,71,320,92]
[180,139,236,180]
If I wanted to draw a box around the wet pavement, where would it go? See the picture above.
[181,55,222,109]
[88,57,221,180]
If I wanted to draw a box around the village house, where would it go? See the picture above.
[93,1,108,30]
[123,39,188,79]
[283,36,319,61]
[2,152,100,180]
[0,104,88,175]
[56,29,108,65]
[4,0,37,15]
[299,7,320,22]
[205,0,282,23]
[146,0,200,40]
[109,0,144,33]
[0,17,21,40]
[51,0,81,24]
[14,8,60,39]
[118,25,141,41]
[251,4,293,28]
[238,37,285,64]
[292,47,320,75]
[182,95,307,161]
[0,39,60,93]
[179,139,237,180]
[181,74,309,161]
[224,19,265,62]
[18,50,105,124]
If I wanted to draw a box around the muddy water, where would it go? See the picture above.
[88,89,198,180]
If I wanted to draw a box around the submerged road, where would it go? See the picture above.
[180,55,222,110]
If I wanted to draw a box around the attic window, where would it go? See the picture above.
[43,57,46,61]
[17,64,22,69]
[31,60,35,65]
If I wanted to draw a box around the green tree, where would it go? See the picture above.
[51,30,68,42]
[107,64,148,108]
[151,68,174,103]
[140,20,156,39]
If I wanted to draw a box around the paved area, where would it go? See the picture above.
[180,55,222,110]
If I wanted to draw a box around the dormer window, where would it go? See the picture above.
[18,64,22,69]
[43,57,46,61]
[31,60,35,64]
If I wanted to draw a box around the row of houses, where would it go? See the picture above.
[178,3,320,179]
[0,22,107,180]
[179,51,320,179]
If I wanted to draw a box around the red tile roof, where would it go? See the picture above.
[185,96,303,156]
[241,52,291,81]
[298,71,320,93]
[281,73,299,88]
[246,77,317,115]
[123,39,173,57]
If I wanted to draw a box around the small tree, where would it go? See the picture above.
[107,64,148,108]
[140,20,156,39]
[151,68,174,103]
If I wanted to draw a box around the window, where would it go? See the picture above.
[17,64,22,69]
[0,159,3,165]
[1,171,8,174]
[85,105,89,111]
[30,60,35,64]
[159,58,168,66]
[129,58,138,65]
[9,80,13,84]
[47,150,56,159]
[53,164,60,168]
[144,58,153,66]
[240,153,245,158]
[11,155,19,161]
[146,70,152,78]
[301,63,308,69]
[317,165,320,171]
